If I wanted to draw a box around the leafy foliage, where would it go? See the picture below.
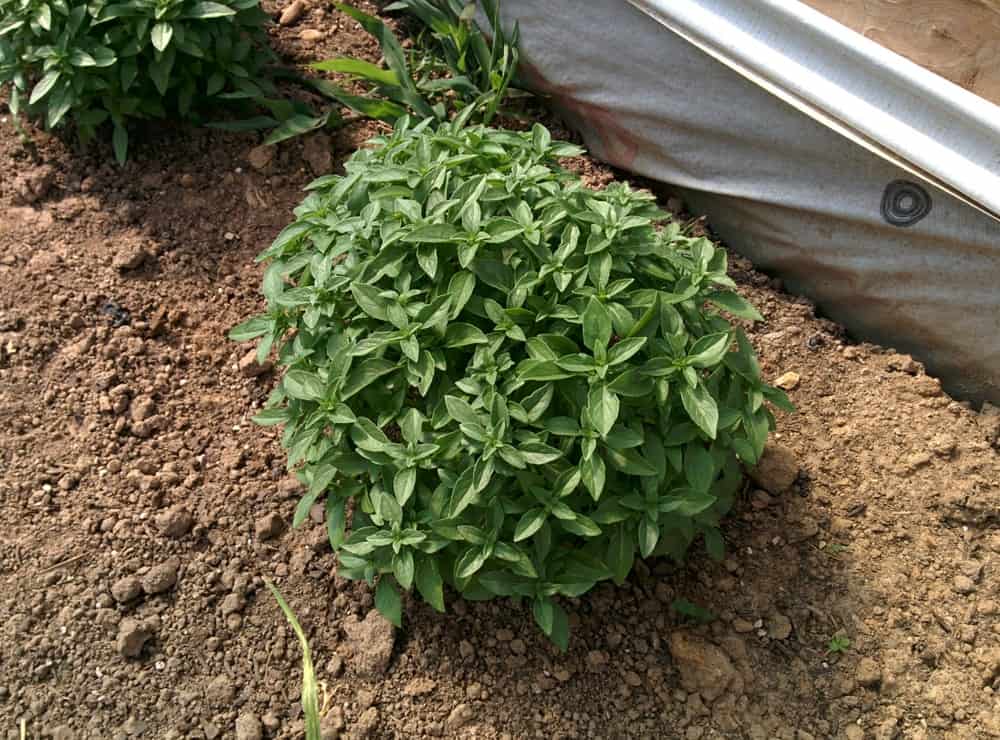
[0,0,273,161]
[233,118,792,648]
[309,0,518,126]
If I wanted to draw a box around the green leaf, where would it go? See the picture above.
[393,467,416,506]
[229,316,271,342]
[638,516,659,558]
[608,337,646,366]
[688,332,731,369]
[680,383,718,439]
[284,369,326,402]
[181,1,238,18]
[582,297,612,352]
[342,358,397,399]
[415,558,445,612]
[548,602,569,652]
[29,69,59,104]
[148,48,174,96]
[393,549,415,590]
[671,598,715,624]
[375,577,403,627]
[310,57,399,86]
[683,445,716,492]
[580,454,606,500]
[293,489,321,528]
[514,508,546,541]
[588,385,619,438]
[403,224,461,243]
[113,123,128,165]
[706,290,763,321]
[265,581,322,739]
[608,525,634,584]
[703,527,725,562]
[151,22,173,51]
[326,496,347,549]
[532,597,553,635]
[444,323,488,347]
[265,114,328,146]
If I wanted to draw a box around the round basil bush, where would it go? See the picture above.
[0,0,273,162]
[233,116,792,649]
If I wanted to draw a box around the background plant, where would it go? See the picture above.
[309,0,518,125]
[0,0,273,161]
[232,117,792,648]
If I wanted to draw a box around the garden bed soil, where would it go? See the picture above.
[1,2,998,739]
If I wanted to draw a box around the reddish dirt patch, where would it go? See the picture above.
[1,3,998,739]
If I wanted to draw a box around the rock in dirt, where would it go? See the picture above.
[117,617,156,658]
[235,713,263,740]
[113,242,150,271]
[239,348,272,378]
[129,394,156,422]
[856,657,883,688]
[221,593,246,616]
[403,677,437,697]
[299,28,323,42]
[767,614,793,640]
[350,707,379,739]
[446,703,475,731]
[952,575,976,594]
[255,512,285,541]
[206,674,236,705]
[155,505,194,539]
[978,402,1000,446]
[749,443,800,493]
[341,610,395,677]
[247,144,274,172]
[302,133,333,176]
[13,165,55,204]
[668,630,739,703]
[279,0,305,25]
[141,558,179,595]
[110,575,142,603]
[321,706,344,739]
[774,371,800,390]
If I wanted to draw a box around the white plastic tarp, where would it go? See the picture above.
[486,0,1000,404]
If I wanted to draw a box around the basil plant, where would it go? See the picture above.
[232,116,792,649]
[0,0,272,161]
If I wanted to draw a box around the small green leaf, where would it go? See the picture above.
[582,297,612,352]
[706,290,763,321]
[151,22,173,51]
[415,558,445,612]
[326,496,347,549]
[393,549,415,590]
[375,577,402,627]
[29,69,60,104]
[588,385,619,438]
[445,323,488,347]
[293,490,321,528]
[680,383,719,439]
[514,508,546,541]
[112,124,128,165]
[284,369,326,402]
[310,57,399,86]
[182,1,237,18]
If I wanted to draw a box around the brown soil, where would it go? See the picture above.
[1,3,999,739]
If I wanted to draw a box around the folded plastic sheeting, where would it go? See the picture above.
[486,0,1000,404]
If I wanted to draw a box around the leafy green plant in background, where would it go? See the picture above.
[232,117,792,649]
[0,0,273,161]
[309,0,518,125]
